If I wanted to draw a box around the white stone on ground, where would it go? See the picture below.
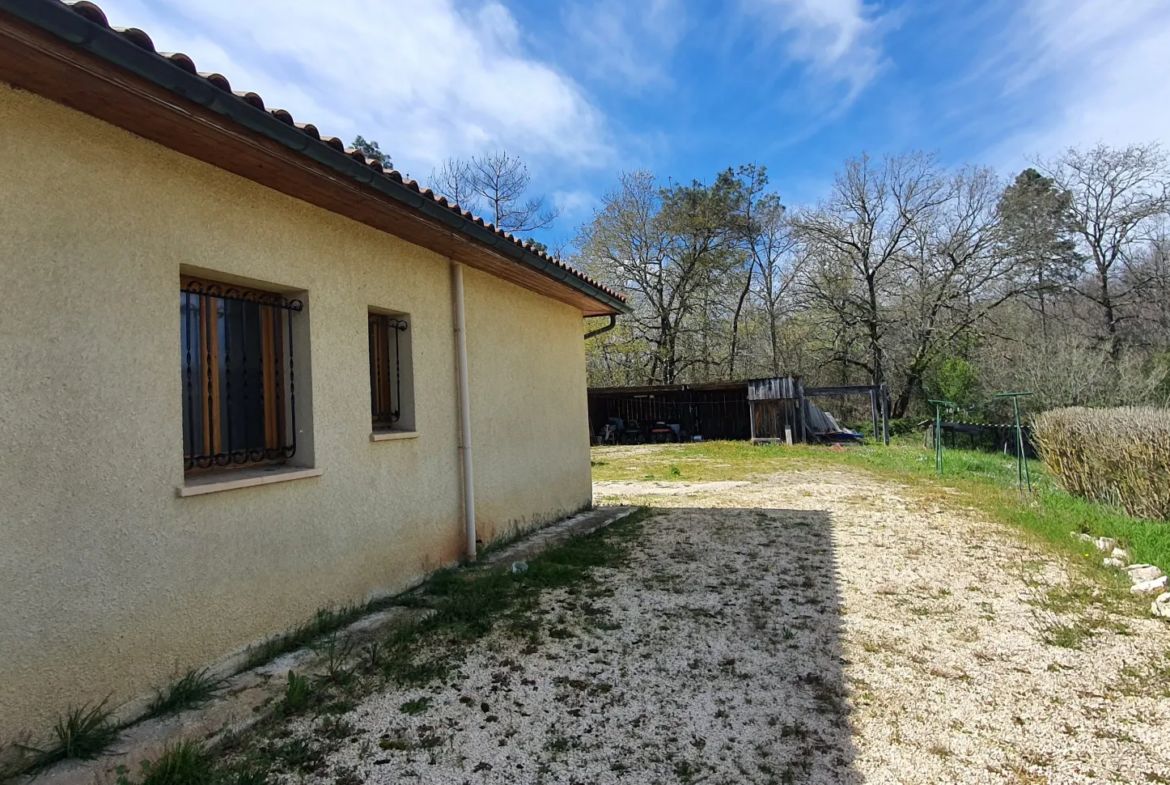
[1102,557,1126,569]
[1126,564,1165,584]
[1153,593,1170,619]
[293,461,1170,784]
[1094,537,1117,553]
[1132,576,1169,595]
[1110,547,1131,564]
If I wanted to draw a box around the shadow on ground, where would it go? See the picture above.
[573,505,861,784]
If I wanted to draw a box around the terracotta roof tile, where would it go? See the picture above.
[52,0,625,304]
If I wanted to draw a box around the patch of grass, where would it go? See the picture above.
[136,741,214,785]
[277,671,312,716]
[243,605,367,671]
[593,440,1170,579]
[18,700,121,772]
[317,716,356,741]
[273,737,324,774]
[927,742,953,758]
[1117,655,1170,698]
[314,636,355,689]
[1032,615,1101,650]
[88,507,649,785]
[377,509,650,693]
[399,697,431,715]
[147,669,222,718]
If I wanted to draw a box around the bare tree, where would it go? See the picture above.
[742,176,800,377]
[888,166,1018,415]
[793,152,948,388]
[1036,143,1170,361]
[431,151,559,234]
[579,171,740,384]
[576,148,1170,414]
[430,157,476,212]
[722,164,795,378]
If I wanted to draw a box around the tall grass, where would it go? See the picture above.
[1034,406,1170,522]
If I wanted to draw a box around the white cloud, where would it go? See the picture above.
[990,0,1170,162]
[90,0,611,182]
[743,0,889,108]
[562,0,686,90]
[553,188,597,219]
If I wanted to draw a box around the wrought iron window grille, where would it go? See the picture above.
[369,313,409,428]
[181,279,302,471]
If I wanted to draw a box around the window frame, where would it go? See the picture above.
[368,310,413,434]
[181,275,302,473]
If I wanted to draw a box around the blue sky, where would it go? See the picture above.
[96,0,1170,247]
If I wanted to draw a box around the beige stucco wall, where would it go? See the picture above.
[0,83,592,741]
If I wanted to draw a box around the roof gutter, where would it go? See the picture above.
[1,0,630,316]
[584,315,617,340]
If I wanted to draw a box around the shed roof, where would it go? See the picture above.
[0,0,628,316]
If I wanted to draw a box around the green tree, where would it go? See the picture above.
[350,135,391,168]
[933,356,981,411]
[996,168,1079,343]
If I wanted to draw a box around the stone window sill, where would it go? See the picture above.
[178,466,323,497]
[370,430,419,442]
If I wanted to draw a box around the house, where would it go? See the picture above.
[0,0,626,741]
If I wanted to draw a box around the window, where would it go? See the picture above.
[181,277,302,471]
[368,311,414,433]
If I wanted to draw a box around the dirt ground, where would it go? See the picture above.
[300,451,1169,784]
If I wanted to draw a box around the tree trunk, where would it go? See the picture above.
[768,303,781,377]
[1037,267,1048,347]
[1099,270,1120,363]
[866,273,884,387]
[727,265,754,379]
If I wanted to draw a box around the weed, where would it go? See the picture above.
[18,700,121,772]
[545,732,571,754]
[360,642,383,673]
[399,697,431,715]
[315,636,355,688]
[673,759,700,782]
[1117,655,1170,698]
[1030,606,1122,650]
[318,716,357,741]
[147,669,222,718]
[279,671,312,716]
[332,765,362,785]
[243,605,365,671]
[274,737,324,773]
[138,741,214,785]
[668,464,682,478]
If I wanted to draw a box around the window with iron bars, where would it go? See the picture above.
[368,312,410,431]
[181,277,301,471]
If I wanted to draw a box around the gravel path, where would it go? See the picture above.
[296,459,1169,784]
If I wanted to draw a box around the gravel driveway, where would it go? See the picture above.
[297,458,1169,784]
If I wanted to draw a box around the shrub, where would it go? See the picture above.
[1033,406,1170,521]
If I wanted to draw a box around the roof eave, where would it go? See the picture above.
[0,0,630,316]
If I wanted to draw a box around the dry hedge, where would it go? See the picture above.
[1033,406,1170,522]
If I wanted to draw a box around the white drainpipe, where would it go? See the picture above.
[452,263,477,562]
